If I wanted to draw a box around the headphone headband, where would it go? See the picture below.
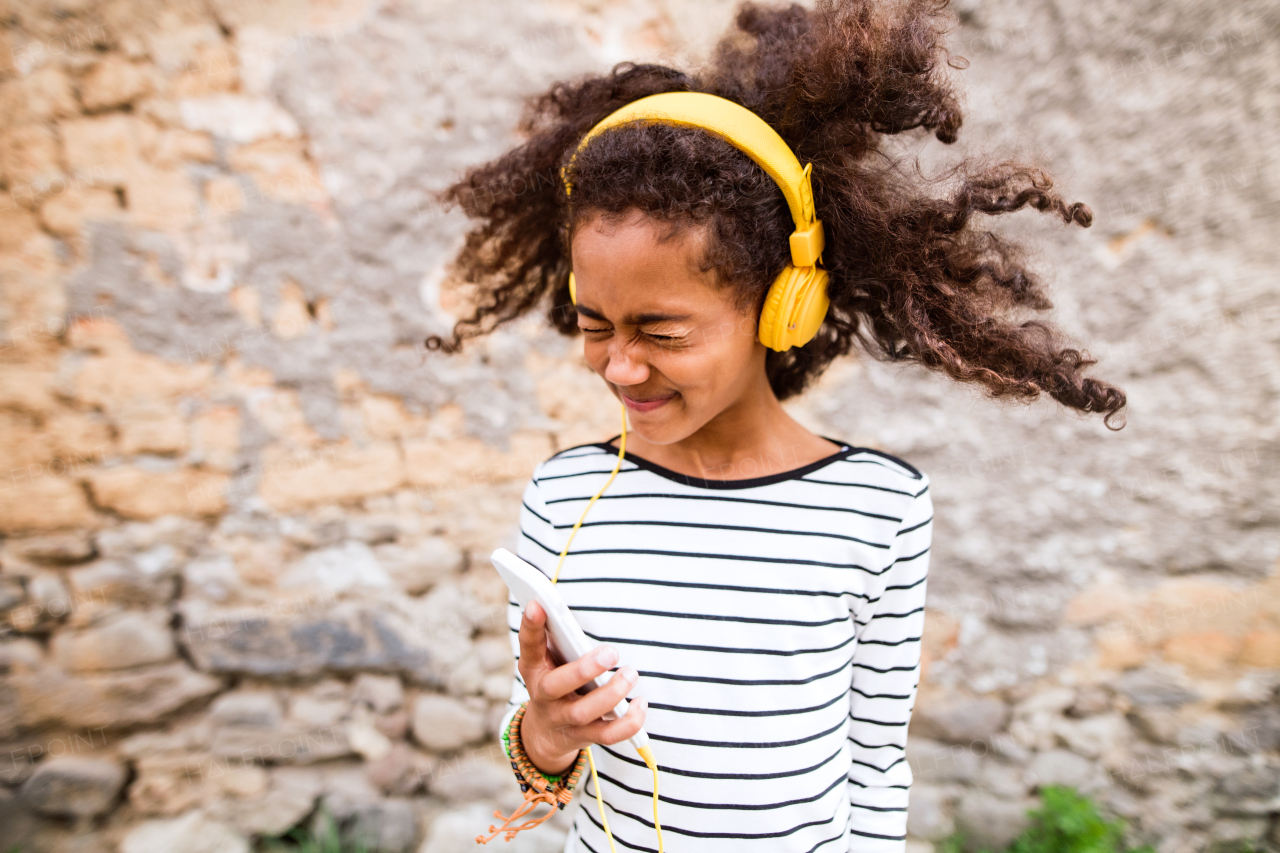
[560,92,824,268]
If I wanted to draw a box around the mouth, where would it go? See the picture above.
[618,390,678,412]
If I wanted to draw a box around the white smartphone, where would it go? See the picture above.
[490,547,649,755]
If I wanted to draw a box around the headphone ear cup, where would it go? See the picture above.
[757,265,796,351]
[568,271,577,304]
[788,266,829,349]
[757,265,830,351]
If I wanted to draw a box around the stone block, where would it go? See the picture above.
[207,766,323,836]
[51,610,176,671]
[1161,629,1240,674]
[179,94,301,143]
[69,557,180,610]
[259,442,405,511]
[72,339,212,413]
[403,432,551,496]
[0,576,24,613]
[147,128,218,167]
[354,673,405,714]
[955,792,1037,851]
[1052,712,1128,759]
[1094,632,1150,671]
[80,56,155,111]
[375,538,465,595]
[905,784,954,841]
[0,474,97,534]
[1239,630,1280,668]
[0,68,77,123]
[191,406,241,471]
[209,690,284,729]
[411,694,488,753]
[1114,665,1200,707]
[227,137,325,204]
[120,809,250,853]
[124,163,200,230]
[8,532,96,565]
[366,743,431,797]
[117,406,192,456]
[7,661,222,730]
[906,736,982,785]
[280,540,393,592]
[171,41,241,97]
[0,124,63,195]
[39,186,123,237]
[86,465,229,519]
[6,571,72,632]
[344,797,418,853]
[1026,748,1098,790]
[59,115,142,185]
[1127,706,1180,745]
[1212,765,1280,816]
[180,598,467,686]
[20,756,126,818]
[911,693,1010,745]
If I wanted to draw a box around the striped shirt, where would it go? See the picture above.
[501,435,933,853]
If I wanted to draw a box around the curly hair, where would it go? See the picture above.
[424,0,1128,430]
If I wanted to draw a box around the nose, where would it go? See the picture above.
[602,336,651,387]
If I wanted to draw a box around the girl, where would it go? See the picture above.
[426,1,1126,850]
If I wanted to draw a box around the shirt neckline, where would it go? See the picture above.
[592,434,854,490]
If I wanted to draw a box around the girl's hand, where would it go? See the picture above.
[516,600,648,776]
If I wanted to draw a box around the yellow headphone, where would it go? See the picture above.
[561,91,831,352]
[537,93,833,853]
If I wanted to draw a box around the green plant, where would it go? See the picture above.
[258,809,368,853]
[935,785,1157,853]
[1008,786,1155,853]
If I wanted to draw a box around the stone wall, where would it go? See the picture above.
[0,0,1276,851]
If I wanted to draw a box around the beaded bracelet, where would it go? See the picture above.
[476,703,588,844]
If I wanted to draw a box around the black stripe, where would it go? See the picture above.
[537,466,642,482]
[649,715,846,749]
[856,634,921,647]
[523,529,890,576]
[797,477,917,496]
[531,515,894,550]
[637,656,852,687]
[646,689,847,718]
[570,605,851,628]
[600,742,844,780]
[851,683,916,700]
[583,629,855,657]
[837,451,922,480]
[593,767,846,811]
[850,827,908,841]
[545,571,862,598]
[897,515,932,535]
[848,712,908,727]
[580,783,842,841]
[848,777,910,789]
[847,735,904,751]
[544,490,902,523]
[846,798,907,812]
[849,753,906,774]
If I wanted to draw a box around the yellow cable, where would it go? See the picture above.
[586,746,618,853]
[548,403,662,852]
[552,401,627,584]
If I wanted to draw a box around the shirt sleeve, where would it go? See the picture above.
[498,464,571,754]
[846,473,933,850]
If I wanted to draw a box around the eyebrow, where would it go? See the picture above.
[576,304,693,325]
